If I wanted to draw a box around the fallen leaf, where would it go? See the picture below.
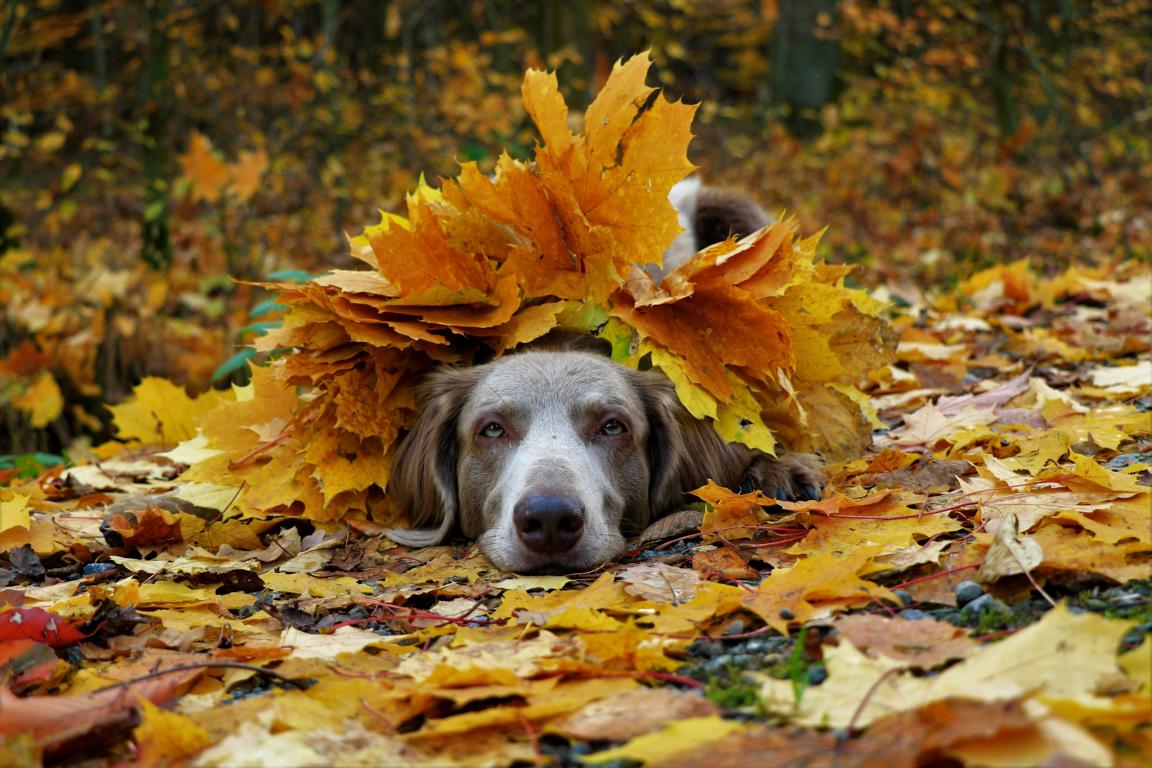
[831,613,978,668]
[583,715,745,765]
[548,687,718,743]
[743,548,897,634]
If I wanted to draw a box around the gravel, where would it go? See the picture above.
[954,580,985,605]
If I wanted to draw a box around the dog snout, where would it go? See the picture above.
[513,493,585,554]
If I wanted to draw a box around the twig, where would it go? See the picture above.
[518,711,544,768]
[94,661,307,693]
[843,667,903,737]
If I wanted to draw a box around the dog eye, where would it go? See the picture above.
[600,419,627,436]
[479,422,506,439]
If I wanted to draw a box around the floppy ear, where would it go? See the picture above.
[629,368,749,525]
[386,367,479,547]
[632,370,688,523]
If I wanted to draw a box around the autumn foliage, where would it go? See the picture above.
[175,54,893,526]
[0,4,1150,766]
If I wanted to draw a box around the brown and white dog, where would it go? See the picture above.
[386,181,824,573]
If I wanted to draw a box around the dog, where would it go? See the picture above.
[649,177,773,280]
[385,181,823,573]
[386,350,824,573]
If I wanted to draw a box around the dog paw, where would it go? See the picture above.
[742,452,826,502]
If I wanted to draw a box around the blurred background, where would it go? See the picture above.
[1,0,1149,456]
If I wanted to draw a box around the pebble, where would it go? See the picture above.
[898,609,932,621]
[764,636,792,653]
[1085,598,1108,611]
[1109,593,1148,609]
[688,639,723,658]
[744,639,768,654]
[703,655,732,674]
[806,665,828,685]
[82,562,117,576]
[723,619,747,636]
[954,580,984,605]
[962,593,1008,617]
[893,589,913,607]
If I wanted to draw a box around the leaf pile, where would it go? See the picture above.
[179,53,894,525]
[1,54,1150,768]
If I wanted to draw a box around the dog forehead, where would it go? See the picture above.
[465,352,640,414]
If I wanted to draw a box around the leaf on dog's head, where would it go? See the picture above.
[180,50,894,524]
[181,52,705,523]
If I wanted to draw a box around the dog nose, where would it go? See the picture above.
[514,494,584,554]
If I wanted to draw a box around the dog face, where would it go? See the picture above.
[388,350,825,573]
[388,351,705,572]
[457,353,655,572]
[385,184,825,573]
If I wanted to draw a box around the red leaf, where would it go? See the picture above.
[0,608,87,647]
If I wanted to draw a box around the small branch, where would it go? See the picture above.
[94,661,307,693]
[843,666,903,737]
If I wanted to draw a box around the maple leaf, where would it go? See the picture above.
[228,148,268,201]
[759,603,1133,766]
[178,132,230,203]
[108,377,234,446]
[174,51,895,525]
[743,547,898,634]
[9,371,63,428]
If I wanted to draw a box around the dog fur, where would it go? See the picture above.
[386,181,819,573]
[650,177,773,280]
[387,351,824,572]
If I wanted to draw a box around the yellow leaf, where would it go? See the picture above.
[178,132,230,202]
[36,131,66,153]
[761,604,1131,729]
[133,697,213,768]
[260,572,374,598]
[716,373,777,454]
[11,371,62,427]
[1118,635,1150,688]
[0,491,30,534]
[582,716,744,765]
[110,377,234,445]
[60,162,82,192]
[694,481,774,540]
[228,148,267,201]
[281,625,392,661]
[521,68,572,156]
[743,548,897,634]
[1061,451,1149,494]
[646,344,718,420]
[134,580,218,606]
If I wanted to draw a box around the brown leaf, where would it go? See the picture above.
[0,665,202,746]
[549,688,718,743]
[653,724,837,768]
[692,547,759,581]
[831,613,978,668]
[842,698,1035,768]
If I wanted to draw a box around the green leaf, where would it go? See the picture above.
[212,348,256,382]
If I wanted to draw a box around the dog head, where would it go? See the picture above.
[387,351,701,573]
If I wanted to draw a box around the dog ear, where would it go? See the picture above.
[630,368,752,525]
[632,371,688,524]
[386,367,478,547]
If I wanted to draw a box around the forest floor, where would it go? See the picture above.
[1,47,1150,768]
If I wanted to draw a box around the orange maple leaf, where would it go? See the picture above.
[178,132,230,203]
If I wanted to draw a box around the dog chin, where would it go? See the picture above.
[478,530,627,574]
